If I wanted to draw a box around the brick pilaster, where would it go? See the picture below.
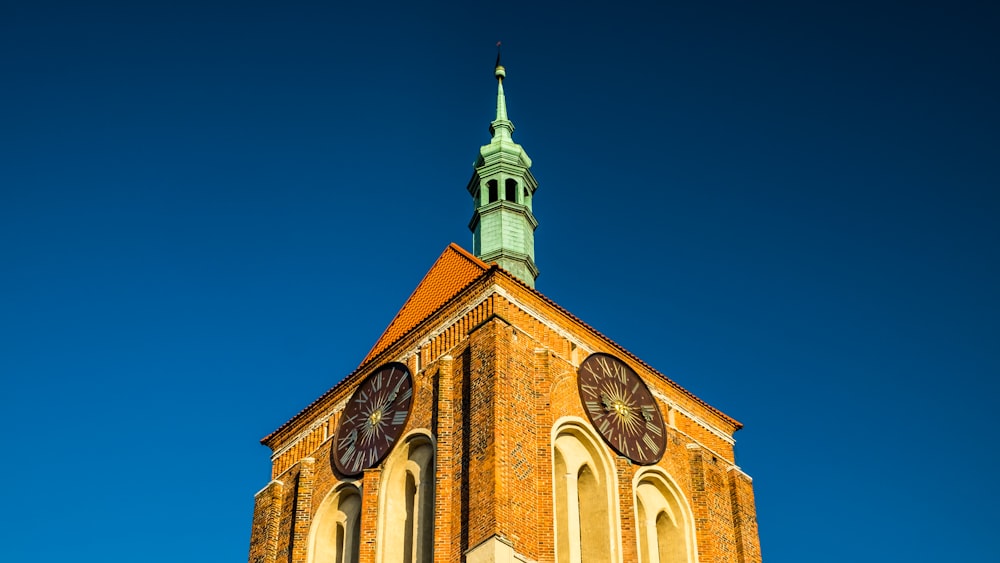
[689,445,739,562]
[728,468,762,563]
[291,459,315,563]
[434,356,455,563]
[248,480,285,563]
[533,348,554,563]
[465,317,502,549]
[358,466,382,563]
[689,445,714,562]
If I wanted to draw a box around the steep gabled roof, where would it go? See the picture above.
[263,243,740,447]
[262,244,487,446]
[362,243,489,363]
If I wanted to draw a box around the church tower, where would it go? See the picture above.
[467,56,539,287]
[247,59,762,563]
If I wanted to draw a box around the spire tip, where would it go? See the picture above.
[494,41,505,79]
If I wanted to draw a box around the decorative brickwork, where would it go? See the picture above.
[249,247,762,563]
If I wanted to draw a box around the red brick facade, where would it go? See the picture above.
[248,247,762,563]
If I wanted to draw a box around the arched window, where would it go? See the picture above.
[487,180,498,204]
[634,470,696,563]
[504,179,517,202]
[308,483,362,563]
[377,432,435,563]
[553,419,620,563]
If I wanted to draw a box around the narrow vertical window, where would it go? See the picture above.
[637,496,651,562]
[487,180,498,203]
[335,523,345,563]
[342,494,361,563]
[578,464,610,558]
[403,473,416,563]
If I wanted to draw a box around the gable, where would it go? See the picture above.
[362,243,489,363]
[263,245,739,449]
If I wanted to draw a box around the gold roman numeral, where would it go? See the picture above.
[598,418,611,434]
[340,445,355,467]
[646,420,662,436]
[643,433,658,452]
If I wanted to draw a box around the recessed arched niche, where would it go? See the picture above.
[308,483,362,563]
[552,418,621,563]
[376,431,435,563]
[633,469,697,563]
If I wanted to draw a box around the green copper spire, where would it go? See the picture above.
[491,66,511,138]
[467,53,539,287]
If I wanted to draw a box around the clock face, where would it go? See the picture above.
[577,353,666,465]
[332,362,414,476]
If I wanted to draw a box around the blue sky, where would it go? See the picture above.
[2,1,997,561]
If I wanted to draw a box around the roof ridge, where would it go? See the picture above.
[486,265,743,430]
[362,244,488,362]
[447,242,490,269]
[262,245,489,445]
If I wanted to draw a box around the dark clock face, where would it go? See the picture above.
[577,353,666,465]
[332,362,414,475]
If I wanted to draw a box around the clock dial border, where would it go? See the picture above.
[332,362,414,476]
[576,352,667,465]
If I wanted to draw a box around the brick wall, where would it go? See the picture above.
[248,270,761,562]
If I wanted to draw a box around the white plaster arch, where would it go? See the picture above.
[551,416,622,563]
[308,481,363,563]
[376,429,436,563]
[631,467,699,563]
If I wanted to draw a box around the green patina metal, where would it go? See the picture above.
[466,59,539,288]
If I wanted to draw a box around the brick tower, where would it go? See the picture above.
[247,58,762,563]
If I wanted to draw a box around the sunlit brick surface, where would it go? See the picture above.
[248,246,761,563]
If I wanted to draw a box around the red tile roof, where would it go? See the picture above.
[362,243,488,363]
[259,244,488,446]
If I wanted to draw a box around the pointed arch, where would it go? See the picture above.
[376,430,435,563]
[552,417,621,563]
[308,482,362,563]
[632,468,697,563]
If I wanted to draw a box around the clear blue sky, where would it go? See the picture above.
[2,1,997,561]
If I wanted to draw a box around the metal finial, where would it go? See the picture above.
[495,41,505,79]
